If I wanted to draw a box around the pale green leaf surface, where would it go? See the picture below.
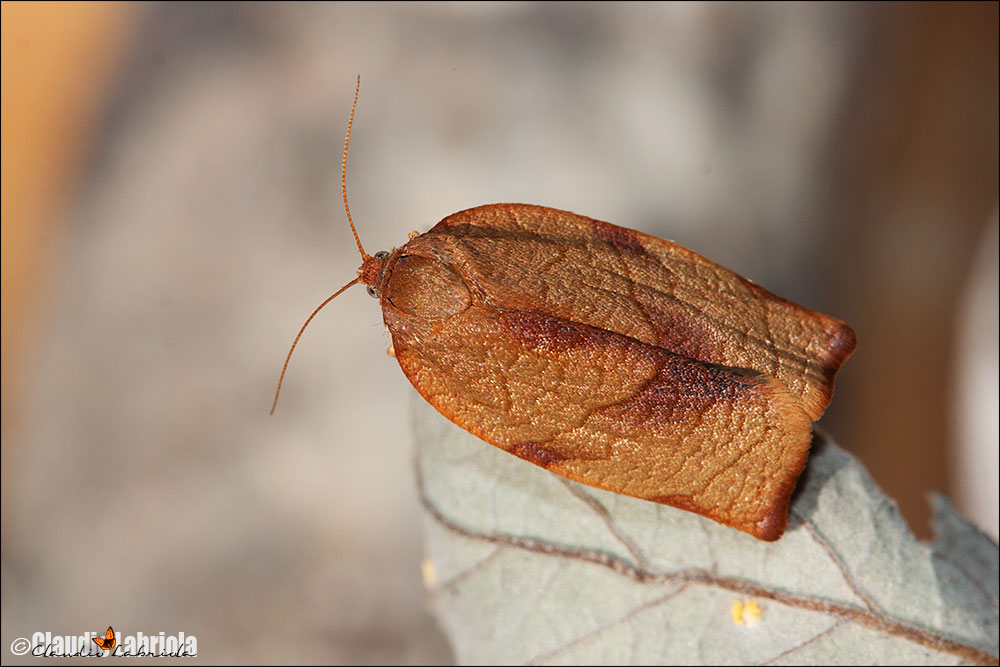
[413,392,999,665]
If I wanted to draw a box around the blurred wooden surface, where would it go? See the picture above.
[2,0,135,472]
[823,1,998,538]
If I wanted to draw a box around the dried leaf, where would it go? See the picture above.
[414,393,999,665]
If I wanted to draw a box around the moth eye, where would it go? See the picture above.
[366,285,378,299]
[374,250,390,260]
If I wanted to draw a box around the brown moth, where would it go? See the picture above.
[274,79,856,541]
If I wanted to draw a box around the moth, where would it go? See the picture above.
[274,80,856,541]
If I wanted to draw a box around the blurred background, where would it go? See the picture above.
[2,2,996,664]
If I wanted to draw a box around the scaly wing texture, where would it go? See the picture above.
[382,271,812,540]
[415,204,856,420]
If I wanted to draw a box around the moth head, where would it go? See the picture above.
[363,250,391,298]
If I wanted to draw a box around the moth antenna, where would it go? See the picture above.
[271,276,361,415]
[272,76,370,415]
[343,74,368,260]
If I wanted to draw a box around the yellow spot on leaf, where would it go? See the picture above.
[731,599,762,626]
